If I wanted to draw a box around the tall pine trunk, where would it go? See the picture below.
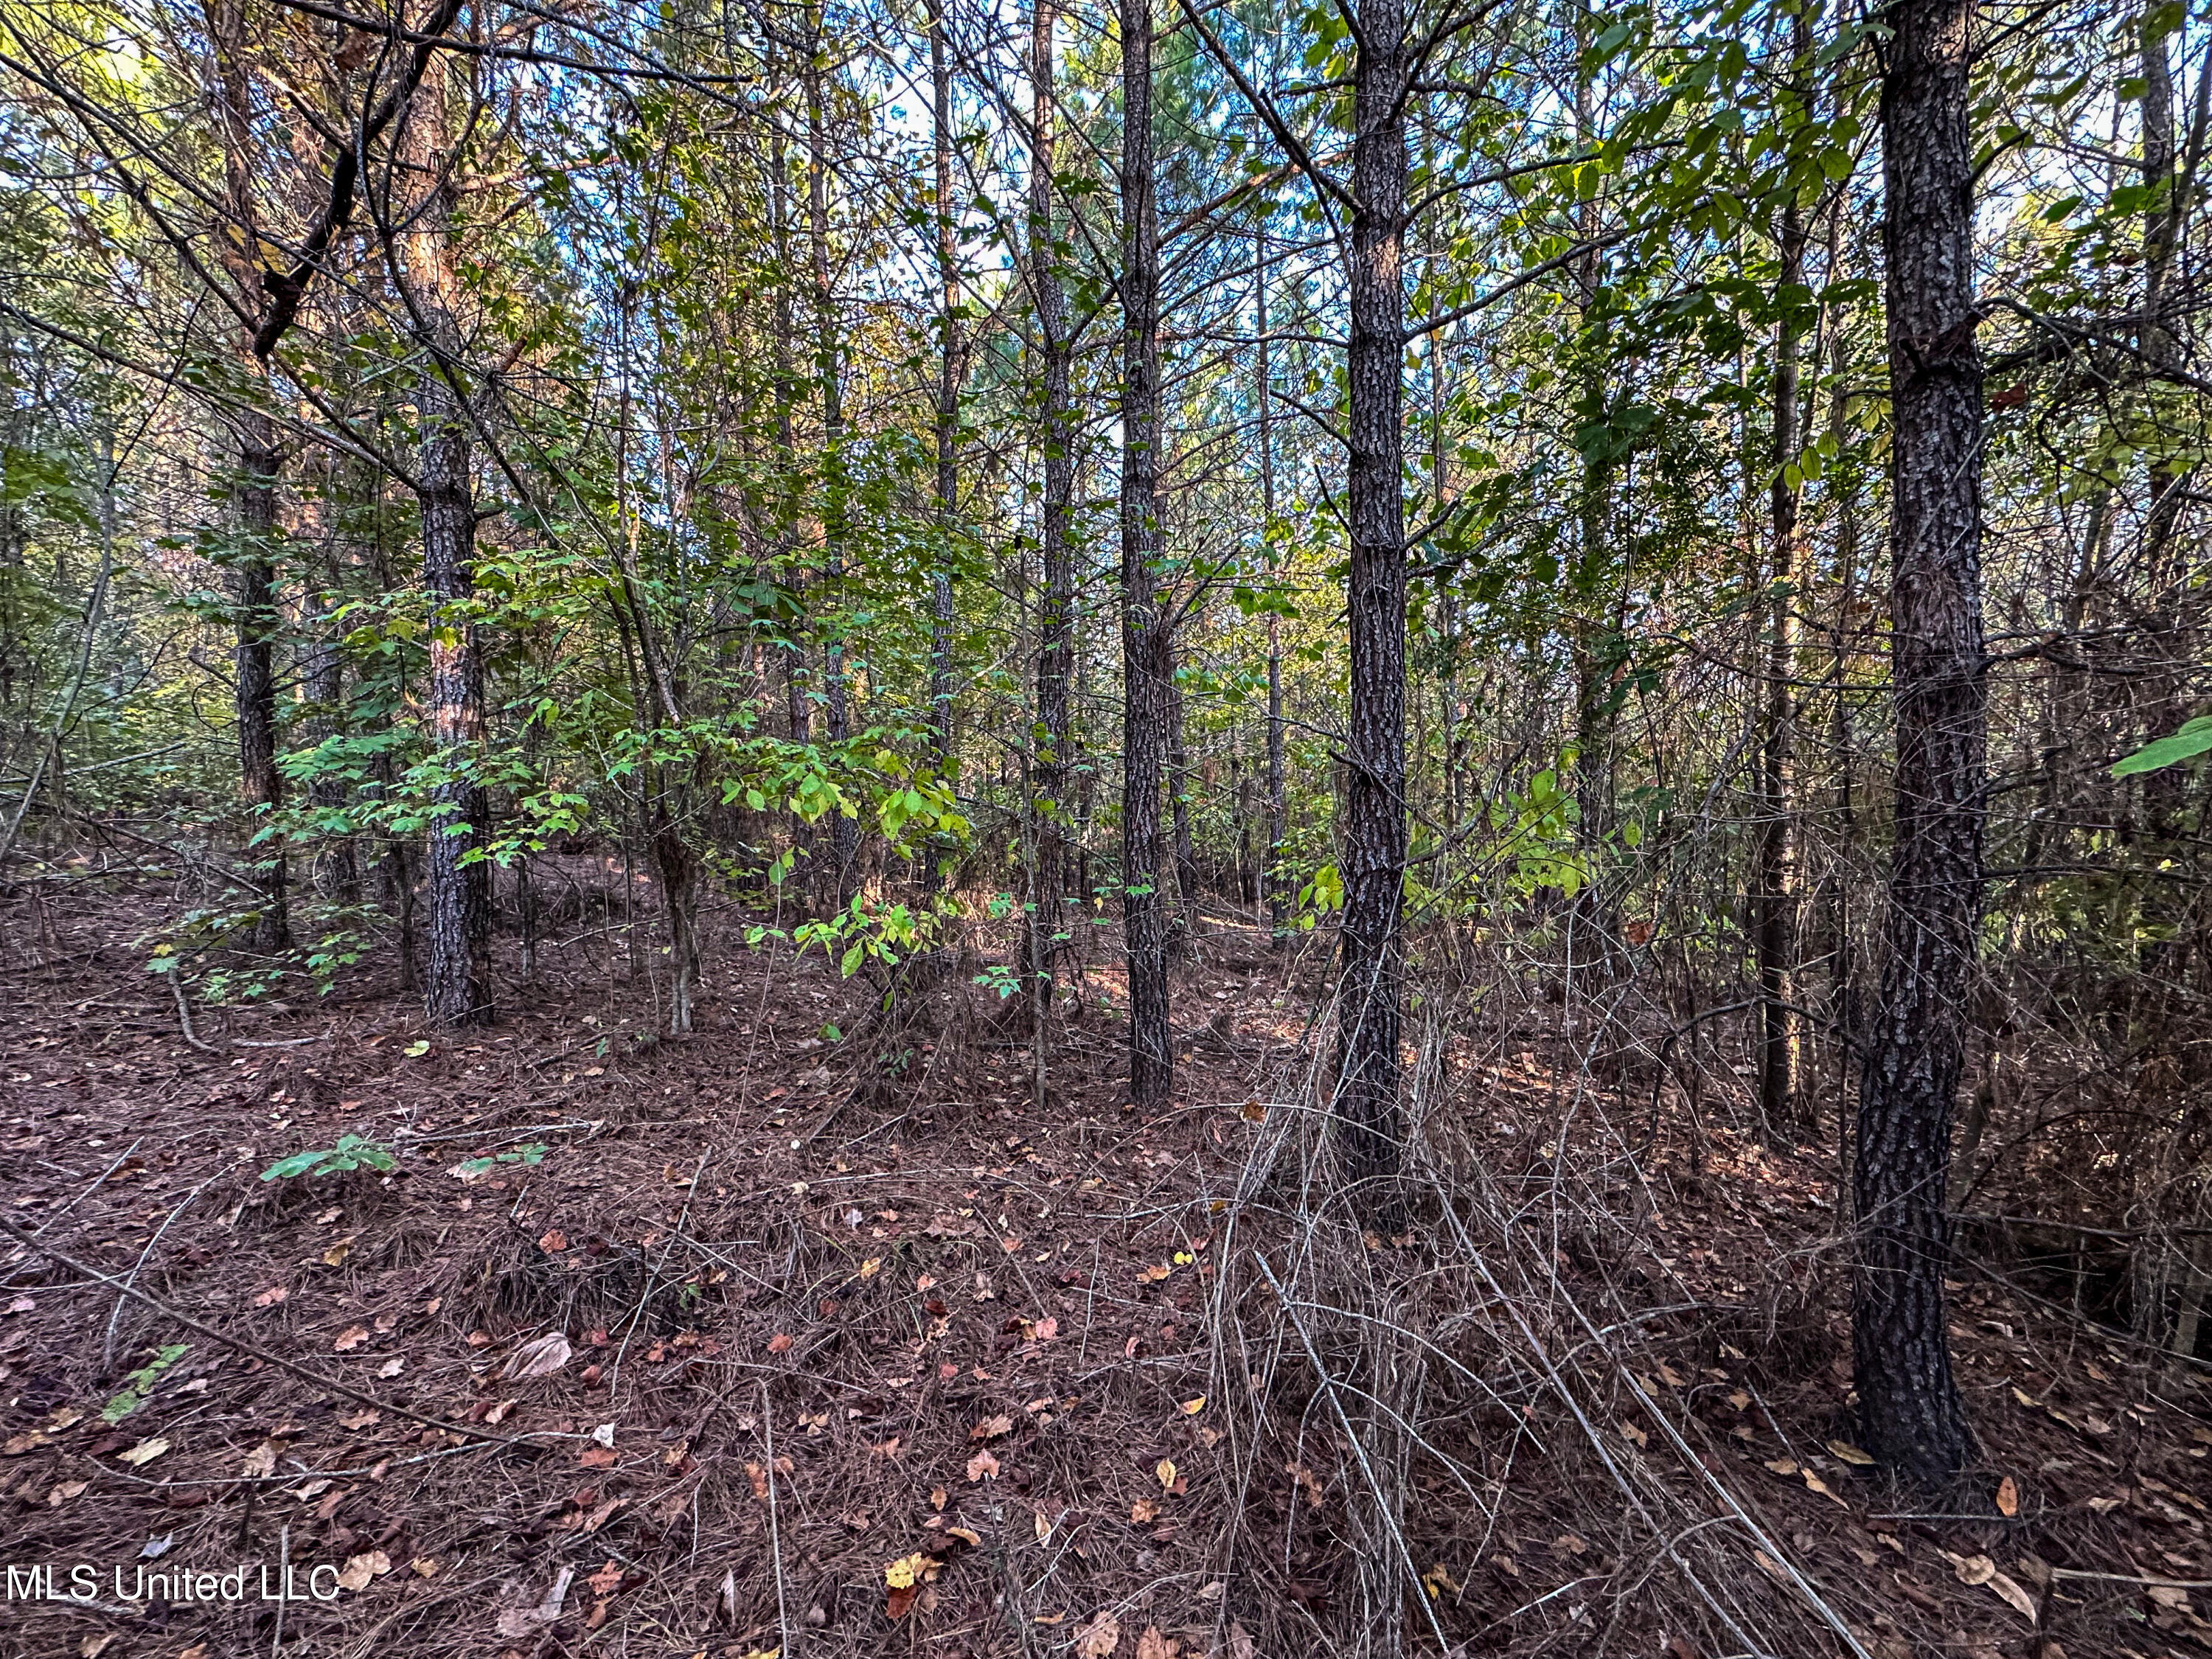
[1256,234,1287,945]
[233,408,290,951]
[806,30,860,911]
[1120,0,1172,1105]
[1852,0,1983,1485]
[1031,0,1076,1013]
[1755,31,1811,1140]
[1336,0,1411,1202]
[928,0,960,784]
[407,72,493,1026]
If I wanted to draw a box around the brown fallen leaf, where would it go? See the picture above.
[971,1413,1013,1440]
[1996,1475,2020,1517]
[1033,1316,1059,1340]
[768,1332,794,1354]
[1155,1457,1177,1490]
[240,1441,279,1479]
[332,1325,369,1352]
[967,1449,1001,1482]
[538,1229,568,1253]
[115,1437,170,1467]
[46,1480,86,1506]
[1826,1440,1874,1466]
[335,1549,390,1592]
[1074,1611,1122,1659]
[253,1286,288,1308]
[1135,1627,1180,1659]
[339,1408,380,1431]
[378,1357,405,1379]
[1130,1497,1159,1523]
[502,1332,572,1380]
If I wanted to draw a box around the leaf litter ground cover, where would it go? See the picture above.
[1,871,2208,1658]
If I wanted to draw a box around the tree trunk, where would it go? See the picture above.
[1168,644,1200,947]
[805,28,860,913]
[1257,237,1287,945]
[234,408,290,952]
[1031,0,1076,1015]
[928,0,960,785]
[1335,0,1411,1203]
[1755,44,1810,1141]
[1120,0,1172,1105]
[1852,0,1983,1486]
[407,77,493,1026]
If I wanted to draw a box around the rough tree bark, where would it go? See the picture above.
[206,0,288,950]
[1335,0,1411,1202]
[232,408,289,952]
[805,26,860,912]
[1852,0,1983,1486]
[1120,0,1172,1105]
[1755,22,1812,1139]
[405,66,493,1026]
[928,0,960,783]
[1030,0,1077,1015]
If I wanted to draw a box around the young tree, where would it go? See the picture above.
[1852,0,1984,1485]
[1121,0,1173,1105]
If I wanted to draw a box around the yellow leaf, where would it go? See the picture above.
[1826,1440,1874,1466]
[115,1437,170,1467]
[884,1553,934,1590]
[1155,1458,1177,1490]
[1802,1470,1848,1507]
[858,1259,881,1279]
[1180,1396,1206,1415]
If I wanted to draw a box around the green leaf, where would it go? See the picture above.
[2111,715,2212,776]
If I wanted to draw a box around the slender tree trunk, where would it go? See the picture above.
[1852,0,1983,1485]
[1335,0,1411,1203]
[928,0,959,783]
[1257,236,1287,945]
[1120,0,1172,1105]
[205,0,289,952]
[234,408,290,951]
[1168,650,1200,944]
[1568,4,1615,878]
[765,105,818,916]
[407,76,493,1026]
[305,509,357,903]
[1031,0,1076,1013]
[805,29,860,913]
[1756,41,1811,1141]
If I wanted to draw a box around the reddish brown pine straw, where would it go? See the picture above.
[2,872,2208,1658]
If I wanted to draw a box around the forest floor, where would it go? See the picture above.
[2,853,2210,1659]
